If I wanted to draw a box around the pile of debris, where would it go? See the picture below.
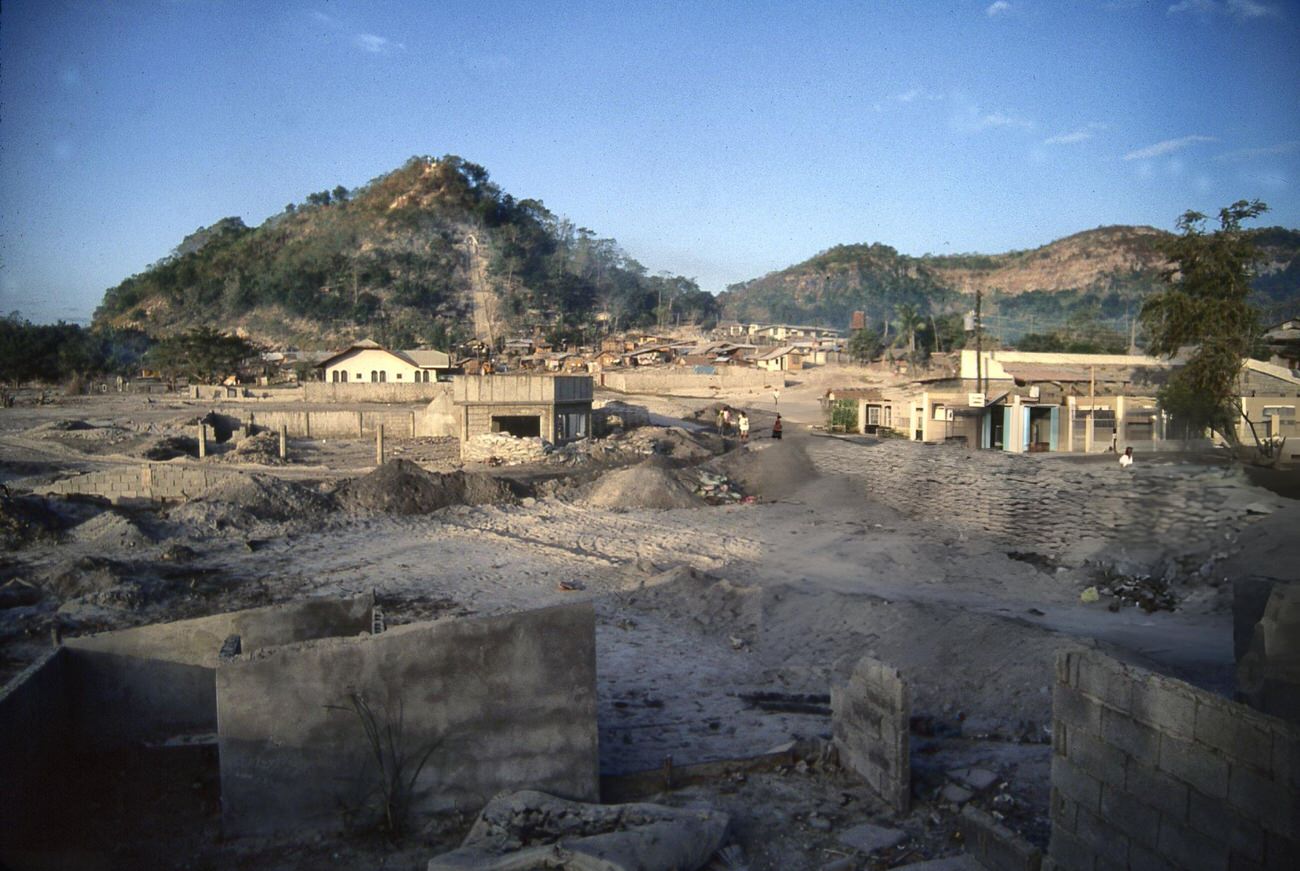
[463,433,551,465]
[1089,567,1178,613]
[335,459,510,515]
[0,491,64,550]
[694,470,749,505]
[219,431,284,465]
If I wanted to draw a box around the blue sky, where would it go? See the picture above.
[2,0,1298,325]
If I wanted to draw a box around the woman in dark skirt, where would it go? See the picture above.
[772,414,782,439]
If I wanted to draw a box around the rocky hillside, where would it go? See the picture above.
[721,225,1300,330]
[92,156,715,350]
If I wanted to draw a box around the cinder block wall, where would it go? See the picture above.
[600,367,781,395]
[831,654,910,813]
[45,464,225,501]
[302,382,449,403]
[1048,650,1299,871]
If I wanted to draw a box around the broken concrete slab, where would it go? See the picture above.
[940,783,974,806]
[946,766,999,792]
[427,789,729,871]
[837,821,907,854]
[890,856,984,871]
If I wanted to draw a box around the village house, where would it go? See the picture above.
[831,349,1300,460]
[317,339,453,384]
[754,345,802,372]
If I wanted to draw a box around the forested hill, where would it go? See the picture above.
[93,156,717,349]
[719,225,1300,332]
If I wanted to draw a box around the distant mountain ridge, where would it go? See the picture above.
[720,225,1300,332]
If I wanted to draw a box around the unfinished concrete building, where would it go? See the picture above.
[452,374,593,447]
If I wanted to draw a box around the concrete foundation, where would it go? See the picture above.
[217,603,599,837]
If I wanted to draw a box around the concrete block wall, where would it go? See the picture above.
[831,654,911,813]
[1048,650,1299,871]
[600,367,780,396]
[246,407,449,439]
[303,382,450,403]
[45,463,227,501]
[216,603,599,836]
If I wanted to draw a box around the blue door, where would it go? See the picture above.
[1049,407,1060,451]
[1002,407,1012,451]
[1021,408,1031,452]
[982,411,992,449]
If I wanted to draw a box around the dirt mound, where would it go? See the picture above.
[221,431,285,465]
[584,458,702,510]
[46,555,135,599]
[168,473,334,529]
[0,492,64,550]
[704,439,818,500]
[336,459,510,515]
[67,510,156,549]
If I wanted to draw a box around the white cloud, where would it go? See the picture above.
[987,1,1012,16]
[872,87,943,112]
[1168,0,1278,19]
[355,33,404,54]
[1043,123,1108,145]
[1214,140,1300,161]
[950,102,1034,133]
[1122,135,1215,160]
[975,111,1033,130]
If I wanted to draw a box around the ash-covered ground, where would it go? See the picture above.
[2,385,1296,870]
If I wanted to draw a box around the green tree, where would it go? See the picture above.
[894,303,925,355]
[1140,200,1268,445]
[147,327,258,384]
[847,327,885,362]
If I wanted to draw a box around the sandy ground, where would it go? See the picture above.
[1,370,1293,870]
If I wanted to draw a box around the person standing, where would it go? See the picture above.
[773,389,780,407]
[1119,446,1134,468]
[738,412,750,442]
[717,407,727,435]
[772,414,783,440]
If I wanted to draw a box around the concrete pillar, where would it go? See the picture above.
[1085,411,1094,453]
[1010,396,1023,453]
[244,414,254,439]
[376,424,385,465]
[410,411,417,438]
[1115,396,1126,449]
[1066,397,1076,452]
[198,424,207,458]
[279,424,287,460]
[357,411,364,437]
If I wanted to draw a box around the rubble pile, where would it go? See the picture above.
[462,433,551,465]
[429,790,729,871]
[0,491,64,551]
[1091,567,1178,612]
[694,470,749,504]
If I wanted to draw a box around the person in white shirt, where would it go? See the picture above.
[1119,446,1134,468]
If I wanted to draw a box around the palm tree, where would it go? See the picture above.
[895,303,926,355]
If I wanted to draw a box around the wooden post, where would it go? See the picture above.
[198,424,207,458]
[304,412,311,439]
[357,411,364,437]
[376,424,385,465]
[410,411,417,438]
[279,424,287,460]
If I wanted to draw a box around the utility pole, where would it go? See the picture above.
[975,289,983,396]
